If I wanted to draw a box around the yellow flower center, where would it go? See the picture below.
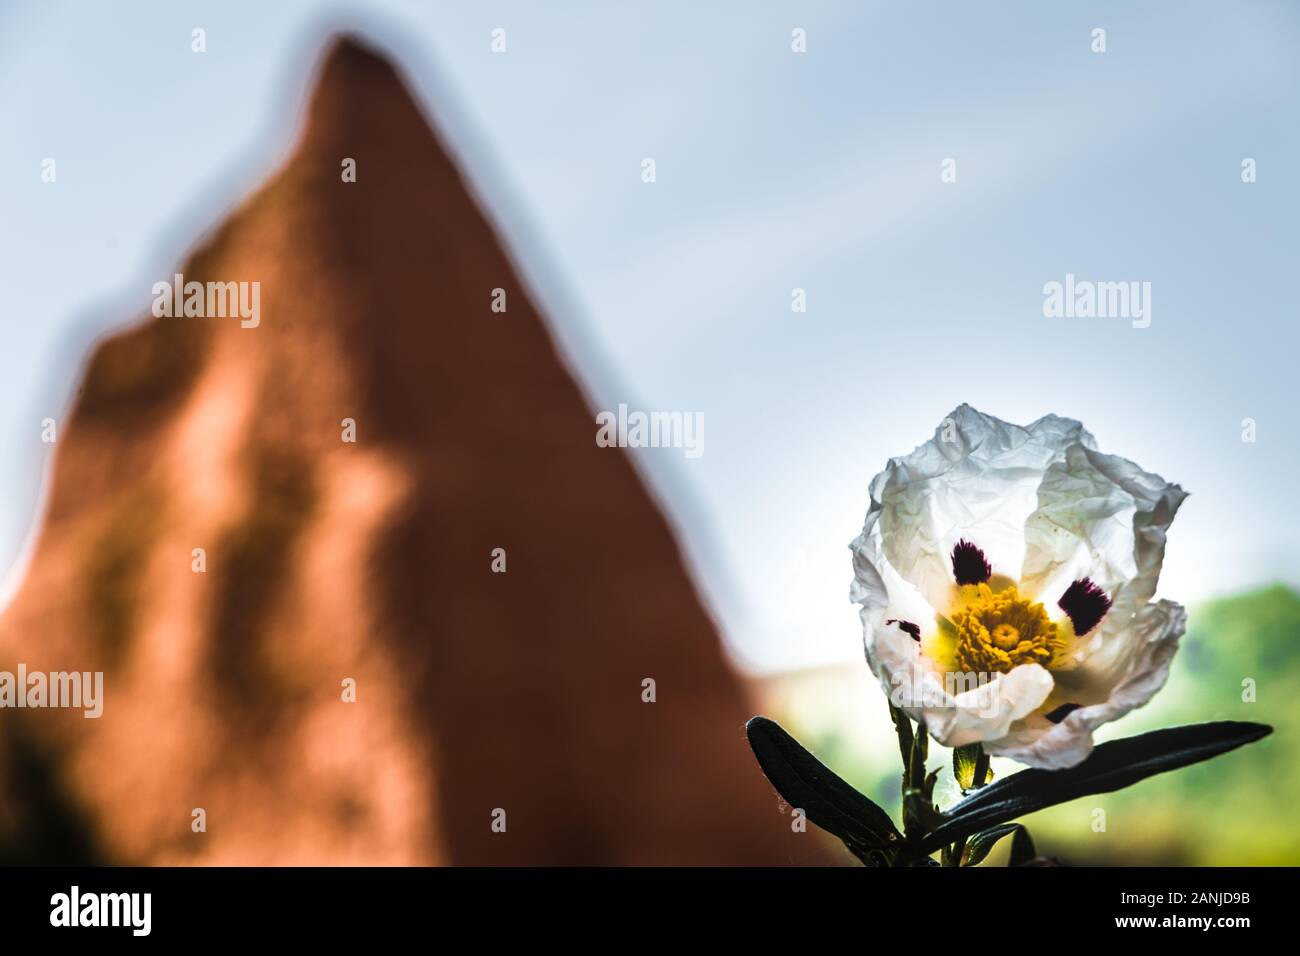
[951,583,1063,675]
[991,623,1020,649]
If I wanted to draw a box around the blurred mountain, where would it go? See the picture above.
[0,35,824,865]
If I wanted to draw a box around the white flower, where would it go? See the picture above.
[849,405,1187,770]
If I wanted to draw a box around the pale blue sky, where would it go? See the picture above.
[2,1,1298,671]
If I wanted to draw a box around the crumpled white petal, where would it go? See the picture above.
[850,404,1187,769]
[872,616,1055,747]
[984,600,1186,768]
[1020,443,1188,617]
[854,405,1093,613]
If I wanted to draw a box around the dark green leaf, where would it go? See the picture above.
[922,721,1272,854]
[949,834,968,868]
[923,766,940,801]
[1008,825,1036,867]
[902,788,928,837]
[961,824,1014,866]
[746,717,902,862]
[907,718,929,790]
[962,824,1035,867]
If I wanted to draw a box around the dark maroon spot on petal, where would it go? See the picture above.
[1058,577,1112,636]
[1044,703,1082,724]
[951,539,992,585]
[885,619,921,642]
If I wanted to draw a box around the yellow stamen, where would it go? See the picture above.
[951,583,1062,675]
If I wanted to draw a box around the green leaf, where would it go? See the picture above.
[923,766,940,801]
[962,823,1035,867]
[746,717,902,863]
[1007,825,1036,867]
[903,787,944,838]
[948,835,968,868]
[955,743,992,791]
[953,744,980,790]
[907,718,929,790]
[921,721,1272,854]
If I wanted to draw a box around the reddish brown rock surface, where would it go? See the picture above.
[0,36,829,865]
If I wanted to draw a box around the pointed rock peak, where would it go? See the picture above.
[319,32,398,81]
[302,33,427,148]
